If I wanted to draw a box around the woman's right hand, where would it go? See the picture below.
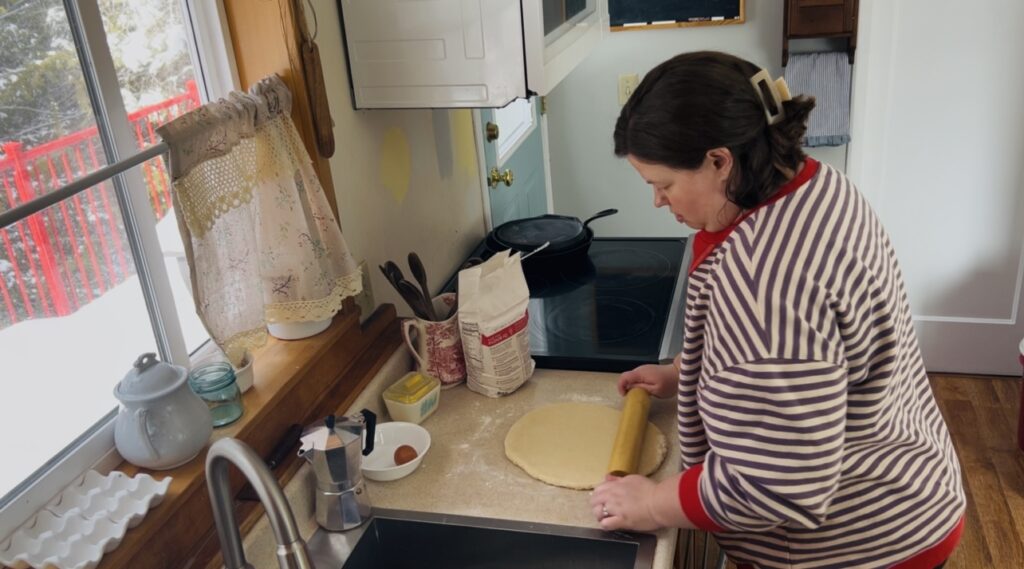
[617,363,677,398]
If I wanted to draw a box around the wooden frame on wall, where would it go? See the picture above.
[609,0,745,32]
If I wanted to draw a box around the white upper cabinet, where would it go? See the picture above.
[338,0,608,109]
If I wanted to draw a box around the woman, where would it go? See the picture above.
[589,52,965,569]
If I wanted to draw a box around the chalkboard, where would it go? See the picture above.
[609,0,744,29]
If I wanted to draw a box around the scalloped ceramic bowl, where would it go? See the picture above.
[0,471,170,569]
[361,422,431,482]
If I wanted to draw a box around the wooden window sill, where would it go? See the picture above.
[95,301,402,569]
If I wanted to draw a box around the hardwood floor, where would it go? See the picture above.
[677,374,1024,569]
[931,374,1024,569]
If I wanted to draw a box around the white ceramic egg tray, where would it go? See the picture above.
[0,470,171,569]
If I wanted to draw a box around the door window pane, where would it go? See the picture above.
[494,98,535,165]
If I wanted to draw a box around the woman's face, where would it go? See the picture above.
[627,149,737,232]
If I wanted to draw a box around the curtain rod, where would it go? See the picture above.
[0,142,168,230]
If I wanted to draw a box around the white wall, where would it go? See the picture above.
[546,2,846,237]
[845,0,1024,375]
[312,0,487,316]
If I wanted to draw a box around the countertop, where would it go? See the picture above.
[240,349,679,569]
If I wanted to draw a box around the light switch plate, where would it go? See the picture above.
[618,73,640,105]
[353,260,375,322]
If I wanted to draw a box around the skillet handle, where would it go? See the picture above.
[583,209,618,228]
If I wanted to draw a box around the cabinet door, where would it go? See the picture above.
[340,0,527,108]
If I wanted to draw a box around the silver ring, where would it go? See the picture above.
[601,505,610,519]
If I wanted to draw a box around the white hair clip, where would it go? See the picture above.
[750,69,792,126]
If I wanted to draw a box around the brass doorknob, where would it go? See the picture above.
[488,167,514,188]
[485,122,499,142]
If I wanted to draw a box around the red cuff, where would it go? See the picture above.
[890,516,964,568]
[679,464,726,532]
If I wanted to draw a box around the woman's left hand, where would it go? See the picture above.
[590,474,661,532]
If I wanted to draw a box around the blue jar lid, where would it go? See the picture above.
[188,362,236,393]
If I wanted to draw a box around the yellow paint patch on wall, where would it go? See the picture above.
[451,110,478,180]
[379,127,411,203]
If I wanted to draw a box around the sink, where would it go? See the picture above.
[306,508,657,569]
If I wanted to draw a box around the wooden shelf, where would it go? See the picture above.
[95,301,402,569]
[783,0,859,66]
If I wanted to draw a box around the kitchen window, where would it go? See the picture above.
[542,0,594,44]
[0,0,235,536]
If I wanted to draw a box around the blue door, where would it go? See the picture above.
[481,97,548,227]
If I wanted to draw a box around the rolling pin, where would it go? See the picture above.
[607,388,651,477]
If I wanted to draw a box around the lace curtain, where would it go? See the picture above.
[156,75,361,360]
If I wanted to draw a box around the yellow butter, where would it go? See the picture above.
[383,372,439,405]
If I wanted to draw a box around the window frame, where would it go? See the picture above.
[0,0,238,540]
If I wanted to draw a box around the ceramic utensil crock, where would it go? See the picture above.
[401,293,466,388]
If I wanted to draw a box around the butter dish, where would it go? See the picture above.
[382,371,440,424]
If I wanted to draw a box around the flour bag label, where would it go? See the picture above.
[457,250,534,397]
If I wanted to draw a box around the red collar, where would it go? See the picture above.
[689,158,819,274]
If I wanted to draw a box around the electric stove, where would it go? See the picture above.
[442,237,691,372]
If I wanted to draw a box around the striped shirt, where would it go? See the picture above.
[676,159,965,568]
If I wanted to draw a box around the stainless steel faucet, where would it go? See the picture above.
[206,438,313,569]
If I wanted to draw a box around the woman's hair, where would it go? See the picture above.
[614,51,815,209]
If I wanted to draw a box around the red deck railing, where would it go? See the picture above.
[0,80,201,328]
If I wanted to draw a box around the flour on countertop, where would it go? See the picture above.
[561,393,609,404]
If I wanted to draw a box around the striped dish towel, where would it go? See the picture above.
[784,51,852,147]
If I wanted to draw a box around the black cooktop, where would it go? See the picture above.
[442,238,690,372]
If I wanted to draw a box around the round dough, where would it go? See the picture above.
[504,402,667,489]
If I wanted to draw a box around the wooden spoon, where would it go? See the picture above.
[380,263,429,318]
[383,261,405,289]
[407,252,438,321]
[396,279,431,320]
[378,263,403,296]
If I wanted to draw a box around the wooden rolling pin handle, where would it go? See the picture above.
[606,388,651,477]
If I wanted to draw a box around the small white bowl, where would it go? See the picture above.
[361,422,431,482]
[232,350,254,393]
[267,318,332,340]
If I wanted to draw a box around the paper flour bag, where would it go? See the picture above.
[458,250,535,397]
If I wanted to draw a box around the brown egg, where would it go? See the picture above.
[393,444,418,466]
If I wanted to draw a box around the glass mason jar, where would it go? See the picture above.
[187,362,243,427]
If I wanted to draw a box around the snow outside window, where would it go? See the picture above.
[0,0,235,536]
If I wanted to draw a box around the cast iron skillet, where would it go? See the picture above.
[484,209,617,283]
[486,208,617,257]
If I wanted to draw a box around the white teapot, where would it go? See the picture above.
[113,353,212,470]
